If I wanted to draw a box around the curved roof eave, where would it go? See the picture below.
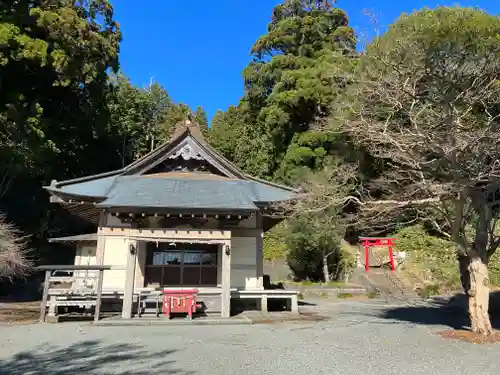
[44,187,106,202]
[49,169,124,189]
[45,121,298,200]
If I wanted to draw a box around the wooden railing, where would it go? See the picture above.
[36,265,112,323]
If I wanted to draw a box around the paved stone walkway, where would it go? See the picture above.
[0,299,498,375]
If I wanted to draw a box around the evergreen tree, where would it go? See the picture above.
[210,0,357,183]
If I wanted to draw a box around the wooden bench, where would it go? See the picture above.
[46,290,147,318]
[231,290,299,314]
[136,289,235,317]
[137,291,163,317]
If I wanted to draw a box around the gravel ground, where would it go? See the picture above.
[0,299,499,375]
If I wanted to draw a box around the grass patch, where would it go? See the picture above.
[417,284,441,298]
[0,302,39,325]
[337,292,354,299]
[325,281,346,287]
[438,329,500,344]
[395,225,460,293]
[302,291,330,298]
[365,291,380,299]
[284,280,346,287]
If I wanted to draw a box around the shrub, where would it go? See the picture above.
[417,284,441,298]
[366,291,380,299]
[487,251,500,287]
[0,214,32,280]
[263,223,288,261]
[285,215,352,282]
[395,224,500,291]
[395,225,459,290]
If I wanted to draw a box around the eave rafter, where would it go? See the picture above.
[60,202,101,225]
[109,211,254,221]
[54,199,257,225]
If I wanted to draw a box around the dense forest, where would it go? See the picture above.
[1,1,500,335]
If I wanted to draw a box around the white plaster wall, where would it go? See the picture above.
[74,244,97,288]
[74,246,81,267]
[230,237,257,288]
[102,237,127,289]
[101,214,133,289]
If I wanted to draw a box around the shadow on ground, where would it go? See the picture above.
[379,291,500,330]
[0,340,194,375]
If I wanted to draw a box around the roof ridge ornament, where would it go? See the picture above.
[169,142,204,161]
[183,115,200,132]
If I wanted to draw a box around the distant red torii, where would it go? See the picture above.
[359,237,396,272]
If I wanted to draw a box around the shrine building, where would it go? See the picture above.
[45,120,297,318]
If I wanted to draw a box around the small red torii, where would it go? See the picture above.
[359,237,396,272]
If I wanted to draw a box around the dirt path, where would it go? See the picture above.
[0,301,39,325]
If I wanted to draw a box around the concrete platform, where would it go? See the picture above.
[92,309,328,326]
[93,315,252,326]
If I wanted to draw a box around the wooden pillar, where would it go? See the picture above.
[39,270,51,323]
[134,241,146,288]
[48,296,57,317]
[122,239,138,319]
[95,211,107,265]
[290,294,299,314]
[94,269,105,322]
[261,294,268,312]
[221,242,231,318]
[255,213,264,313]
[256,213,264,288]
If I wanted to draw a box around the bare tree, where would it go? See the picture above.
[0,214,32,280]
[334,8,500,335]
[288,8,500,335]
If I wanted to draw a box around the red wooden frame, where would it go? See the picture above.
[359,237,396,272]
[162,289,199,319]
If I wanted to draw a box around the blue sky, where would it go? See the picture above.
[114,1,499,122]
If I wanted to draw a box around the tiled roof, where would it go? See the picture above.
[142,172,231,180]
[92,176,294,210]
[47,173,295,211]
[45,121,297,211]
[48,176,117,199]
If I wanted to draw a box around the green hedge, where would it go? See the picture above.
[395,225,460,289]
[395,224,500,289]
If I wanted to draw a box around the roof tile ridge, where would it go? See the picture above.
[245,174,297,192]
[103,176,120,197]
[50,169,125,188]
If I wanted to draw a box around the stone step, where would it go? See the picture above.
[352,267,418,300]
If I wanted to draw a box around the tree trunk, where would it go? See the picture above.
[322,255,330,283]
[467,256,492,335]
[457,253,470,293]
[343,271,349,284]
[468,198,493,335]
